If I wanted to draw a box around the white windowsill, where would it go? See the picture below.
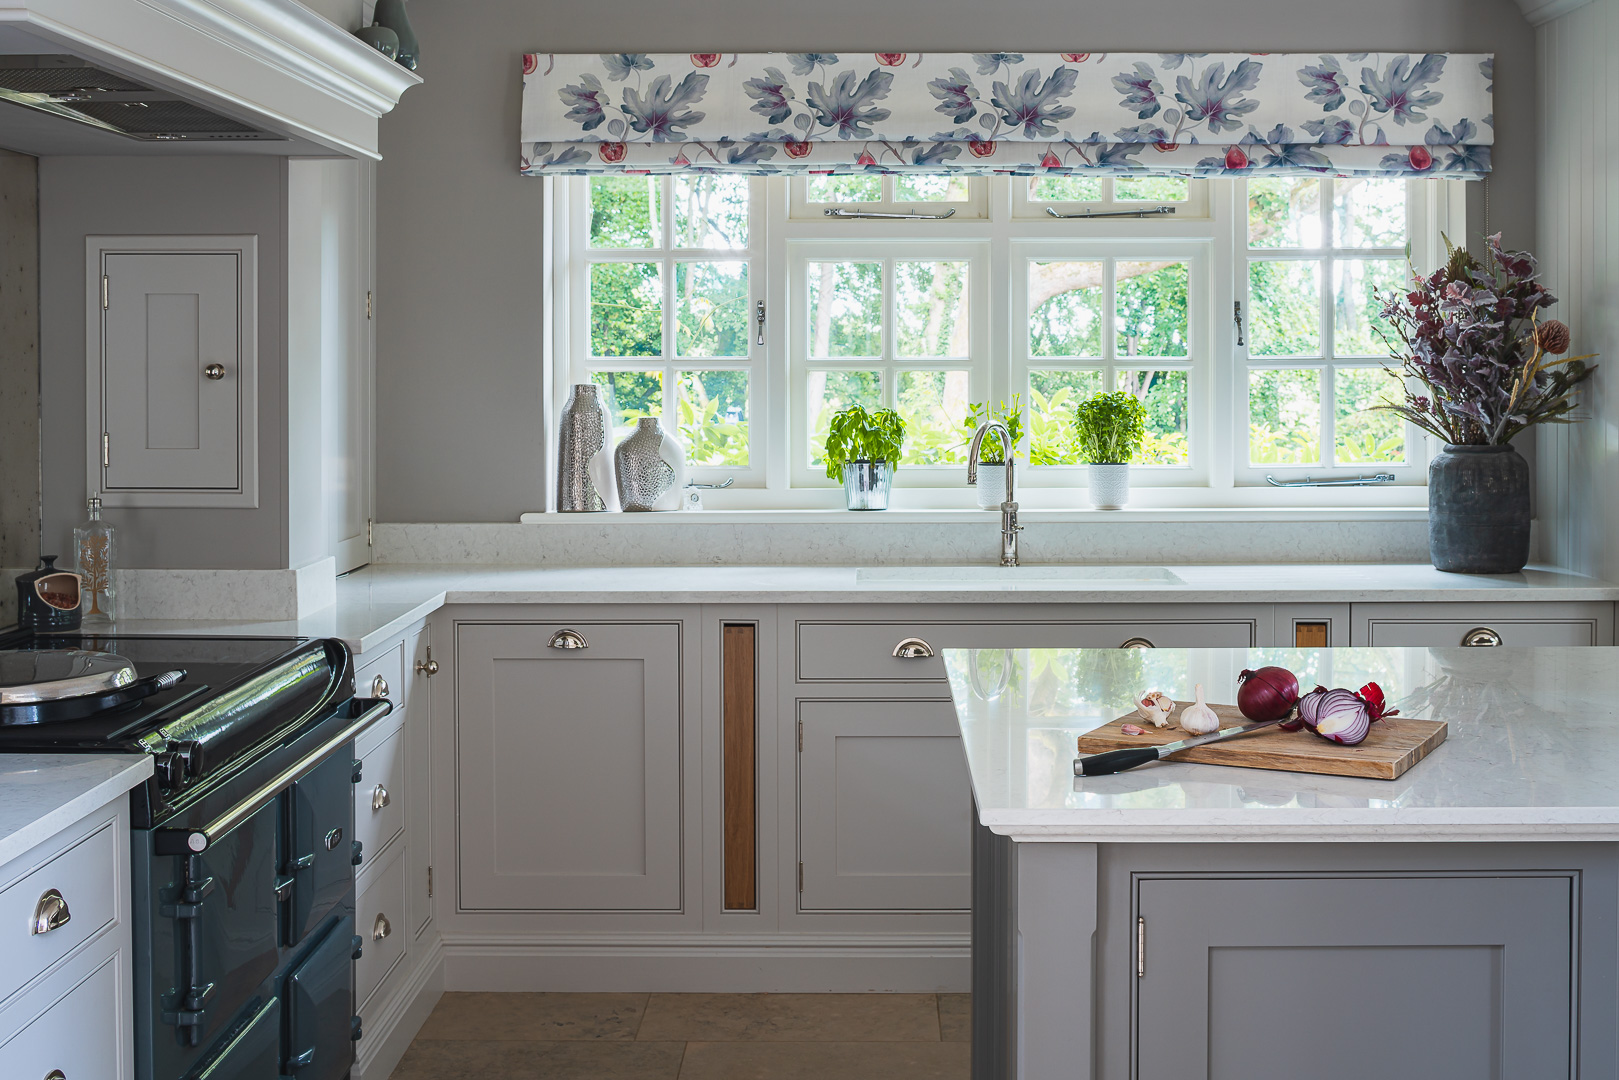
[518,505,1428,525]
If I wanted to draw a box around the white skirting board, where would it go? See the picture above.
[439,932,970,993]
[352,938,444,1080]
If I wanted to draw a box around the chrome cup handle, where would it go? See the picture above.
[372,912,391,940]
[548,629,589,650]
[31,889,70,936]
[1461,627,1502,647]
[892,637,935,659]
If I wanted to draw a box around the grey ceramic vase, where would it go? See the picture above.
[372,0,418,69]
[556,384,613,512]
[355,22,399,60]
[1428,444,1531,574]
[614,418,687,512]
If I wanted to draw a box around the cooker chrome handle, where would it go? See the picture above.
[371,785,390,811]
[548,629,589,650]
[31,889,70,935]
[892,637,935,659]
[372,913,392,941]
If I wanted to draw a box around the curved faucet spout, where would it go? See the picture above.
[967,421,1022,566]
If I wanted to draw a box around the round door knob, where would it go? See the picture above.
[1120,637,1156,649]
[371,675,390,699]
[415,657,439,676]
[372,913,392,940]
[31,890,70,936]
[371,785,390,811]
[1461,627,1503,647]
[548,629,589,650]
[892,637,935,659]
[202,363,226,380]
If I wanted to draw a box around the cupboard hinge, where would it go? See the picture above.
[102,432,110,469]
[102,275,109,309]
[796,718,802,752]
[427,866,433,898]
[366,518,373,546]
[797,862,803,893]
[1136,916,1145,977]
[366,290,373,320]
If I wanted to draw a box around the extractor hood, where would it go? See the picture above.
[0,55,283,142]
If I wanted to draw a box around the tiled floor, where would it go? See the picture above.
[389,992,972,1079]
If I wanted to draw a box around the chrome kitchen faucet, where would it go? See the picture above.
[967,422,1023,567]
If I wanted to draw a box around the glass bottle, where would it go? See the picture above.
[73,495,116,624]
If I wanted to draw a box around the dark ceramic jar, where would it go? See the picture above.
[1428,444,1531,574]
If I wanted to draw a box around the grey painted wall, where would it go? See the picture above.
[38,156,288,569]
[374,0,1538,524]
[0,148,38,622]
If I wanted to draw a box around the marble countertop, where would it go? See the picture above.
[99,562,1619,655]
[0,755,153,866]
[943,646,1619,844]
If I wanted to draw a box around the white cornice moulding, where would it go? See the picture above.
[1516,0,1595,25]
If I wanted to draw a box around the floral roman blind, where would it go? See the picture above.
[519,52,1493,179]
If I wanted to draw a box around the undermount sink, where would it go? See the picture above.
[855,565,1185,586]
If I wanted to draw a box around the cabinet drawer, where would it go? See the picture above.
[796,619,1259,682]
[1353,602,1613,647]
[355,640,405,758]
[356,841,406,1011]
[355,726,405,880]
[0,819,118,1004]
[0,951,123,1077]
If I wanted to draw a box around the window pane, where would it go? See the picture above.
[674,176,749,249]
[1118,370,1189,465]
[1248,260,1321,357]
[808,261,882,357]
[1333,178,1406,248]
[896,174,970,201]
[807,370,882,465]
[678,370,750,466]
[1333,259,1404,358]
[1028,370,1103,465]
[807,175,881,202]
[896,370,971,464]
[1029,261,1103,358]
[590,262,662,356]
[589,176,659,249]
[1249,368,1321,464]
[1248,178,1322,248]
[1028,175,1103,202]
[1334,368,1405,464]
[1116,260,1189,358]
[676,261,749,357]
[896,261,969,358]
[1114,176,1189,202]
[592,370,664,441]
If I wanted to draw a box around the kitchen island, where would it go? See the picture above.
[944,646,1619,1080]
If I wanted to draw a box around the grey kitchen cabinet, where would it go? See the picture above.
[455,621,685,911]
[1135,873,1574,1080]
[88,236,258,508]
[1351,601,1614,646]
[405,623,434,940]
[797,699,972,912]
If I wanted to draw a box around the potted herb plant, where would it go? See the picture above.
[1378,234,1597,573]
[963,397,1026,509]
[1073,391,1147,510]
[824,404,907,510]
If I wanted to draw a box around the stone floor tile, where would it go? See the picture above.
[415,991,649,1042]
[391,1038,684,1079]
[638,993,940,1043]
[938,994,972,1042]
[676,1040,970,1079]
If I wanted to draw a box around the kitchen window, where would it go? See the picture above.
[550,173,1463,508]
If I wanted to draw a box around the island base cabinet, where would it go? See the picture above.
[1136,875,1572,1080]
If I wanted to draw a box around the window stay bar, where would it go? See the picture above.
[1265,473,1397,488]
[824,208,957,220]
[1045,206,1177,220]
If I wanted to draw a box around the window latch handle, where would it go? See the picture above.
[756,300,765,347]
[1234,301,1246,347]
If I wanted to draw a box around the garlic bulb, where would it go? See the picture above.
[1179,684,1220,735]
[1136,691,1174,728]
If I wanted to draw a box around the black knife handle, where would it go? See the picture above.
[1075,746,1162,777]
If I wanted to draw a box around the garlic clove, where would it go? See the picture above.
[1178,683,1221,736]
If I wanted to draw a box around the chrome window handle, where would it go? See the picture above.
[892,637,935,659]
[31,889,70,935]
[1461,627,1503,647]
[371,785,390,811]
[548,629,589,650]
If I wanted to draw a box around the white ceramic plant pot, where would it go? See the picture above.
[1087,463,1131,510]
[974,463,1008,509]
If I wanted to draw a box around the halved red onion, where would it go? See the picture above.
[1284,685,1330,731]
[1310,687,1371,745]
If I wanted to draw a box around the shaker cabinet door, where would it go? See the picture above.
[456,622,684,911]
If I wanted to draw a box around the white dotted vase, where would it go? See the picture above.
[1087,463,1131,510]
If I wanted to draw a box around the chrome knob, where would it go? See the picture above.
[31,890,70,935]
[548,629,589,650]
[372,912,392,940]
[371,785,390,811]
[1120,637,1155,649]
[415,648,439,677]
[1461,627,1503,647]
[371,675,390,698]
[892,637,935,659]
[202,363,226,380]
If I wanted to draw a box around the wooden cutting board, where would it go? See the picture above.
[1075,702,1447,781]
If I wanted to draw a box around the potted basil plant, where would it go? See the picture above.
[962,397,1026,509]
[1073,391,1146,510]
[825,404,906,510]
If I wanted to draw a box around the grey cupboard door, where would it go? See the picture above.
[456,622,683,911]
[101,251,242,491]
[405,623,433,938]
[797,699,972,911]
[1136,874,1573,1080]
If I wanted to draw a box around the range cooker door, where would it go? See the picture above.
[284,913,357,1080]
[190,996,281,1079]
[283,742,357,945]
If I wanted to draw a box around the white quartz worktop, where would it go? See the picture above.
[943,646,1619,844]
[98,562,1619,655]
[0,755,153,866]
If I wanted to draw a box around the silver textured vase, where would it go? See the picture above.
[614,417,687,512]
[557,384,615,512]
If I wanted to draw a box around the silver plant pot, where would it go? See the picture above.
[842,461,894,510]
[556,384,615,512]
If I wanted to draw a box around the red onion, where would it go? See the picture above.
[1309,688,1371,744]
[1236,666,1301,722]
[1287,685,1330,731]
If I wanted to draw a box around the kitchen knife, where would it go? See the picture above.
[1073,716,1286,777]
